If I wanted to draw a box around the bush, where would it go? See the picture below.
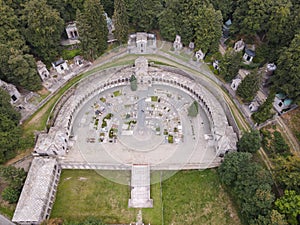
[2,187,19,204]
[62,49,81,60]
[240,62,260,70]
[188,101,198,117]
[272,131,289,154]
[130,74,137,91]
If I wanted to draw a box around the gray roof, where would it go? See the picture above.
[53,59,65,67]
[12,157,57,224]
[245,48,255,57]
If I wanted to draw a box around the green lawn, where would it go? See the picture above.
[51,170,241,225]
[162,170,241,225]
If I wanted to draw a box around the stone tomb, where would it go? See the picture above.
[128,33,156,54]
[173,35,183,51]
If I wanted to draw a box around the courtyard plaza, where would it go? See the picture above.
[64,84,217,175]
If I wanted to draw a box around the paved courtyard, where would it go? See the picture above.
[64,83,218,170]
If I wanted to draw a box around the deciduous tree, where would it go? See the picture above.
[218,152,252,186]
[0,90,22,163]
[21,0,64,64]
[275,190,300,225]
[273,155,300,192]
[237,130,261,153]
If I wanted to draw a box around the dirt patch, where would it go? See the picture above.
[37,87,50,97]
[5,149,33,169]
[281,107,300,144]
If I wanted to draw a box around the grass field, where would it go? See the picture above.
[51,169,241,225]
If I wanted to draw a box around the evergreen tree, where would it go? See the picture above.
[158,7,176,42]
[219,50,242,82]
[128,0,162,31]
[21,0,64,64]
[210,0,237,20]
[130,74,137,91]
[193,3,223,54]
[188,101,198,117]
[0,166,26,203]
[237,69,261,102]
[77,0,108,61]
[47,0,84,22]
[102,0,114,17]
[252,92,275,124]
[266,0,293,46]
[273,33,300,103]
[113,0,129,43]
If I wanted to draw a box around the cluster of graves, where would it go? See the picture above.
[87,86,185,145]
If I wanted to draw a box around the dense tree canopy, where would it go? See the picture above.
[193,3,223,54]
[47,0,84,22]
[219,152,275,223]
[219,50,242,82]
[128,0,162,31]
[237,130,261,153]
[76,0,108,61]
[272,33,300,103]
[237,69,261,102]
[21,0,64,64]
[252,92,275,124]
[0,166,26,203]
[113,0,129,43]
[0,1,41,91]
[273,155,300,192]
[275,190,300,225]
[0,89,22,163]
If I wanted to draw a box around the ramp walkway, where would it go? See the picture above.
[128,164,153,208]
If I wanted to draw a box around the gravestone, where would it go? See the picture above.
[234,39,245,52]
[231,78,241,91]
[37,61,50,81]
[189,42,195,51]
[173,35,183,51]
[195,49,205,61]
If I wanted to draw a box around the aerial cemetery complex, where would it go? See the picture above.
[12,41,238,224]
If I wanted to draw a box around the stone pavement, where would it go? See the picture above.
[0,214,15,225]
[128,165,153,208]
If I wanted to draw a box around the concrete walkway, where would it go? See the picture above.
[0,214,15,225]
[129,165,153,208]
